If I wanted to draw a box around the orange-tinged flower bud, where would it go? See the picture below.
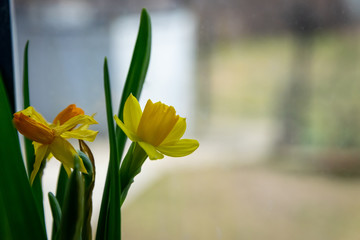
[53,104,84,125]
[13,113,55,144]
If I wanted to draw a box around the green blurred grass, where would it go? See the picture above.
[122,165,360,240]
[209,35,293,118]
[208,31,360,147]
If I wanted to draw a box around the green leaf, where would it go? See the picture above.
[78,150,94,184]
[79,140,96,240]
[96,170,111,240]
[0,189,12,239]
[23,40,33,175]
[116,8,152,157]
[119,142,147,206]
[55,166,69,207]
[58,157,84,240]
[97,9,151,239]
[52,165,69,240]
[102,58,121,239]
[22,40,46,230]
[0,74,47,239]
[48,192,62,237]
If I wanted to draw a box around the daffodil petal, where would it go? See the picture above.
[33,141,53,160]
[33,141,41,153]
[21,106,49,126]
[123,93,142,133]
[63,165,72,176]
[61,129,98,142]
[74,113,97,130]
[30,144,49,185]
[47,152,53,161]
[161,117,186,145]
[49,137,87,174]
[55,114,98,135]
[49,137,76,167]
[77,124,89,130]
[138,141,164,160]
[157,139,199,157]
[114,115,139,142]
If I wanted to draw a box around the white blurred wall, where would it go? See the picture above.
[110,8,198,134]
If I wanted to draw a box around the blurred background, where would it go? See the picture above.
[11,0,360,239]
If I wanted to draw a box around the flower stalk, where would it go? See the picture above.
[119,142,148,206]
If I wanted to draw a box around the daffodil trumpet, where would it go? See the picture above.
[13,104,98,184]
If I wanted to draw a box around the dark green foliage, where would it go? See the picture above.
[0,75,47,239]
[58,158,84,240]
[48,192,62,238]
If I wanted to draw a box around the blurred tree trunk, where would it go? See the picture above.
[191,1,217,133]
[277,2,316,148]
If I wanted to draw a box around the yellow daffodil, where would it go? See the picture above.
[13,104,98,184]
[114,94,199,160]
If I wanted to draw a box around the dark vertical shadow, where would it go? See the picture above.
[0,0,15,113]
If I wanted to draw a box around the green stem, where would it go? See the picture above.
[119,143,147,206]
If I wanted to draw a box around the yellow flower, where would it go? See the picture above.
[13,104,98,184]
[114,94,199,160]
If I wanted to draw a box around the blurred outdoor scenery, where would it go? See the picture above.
[11,0,360,239]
